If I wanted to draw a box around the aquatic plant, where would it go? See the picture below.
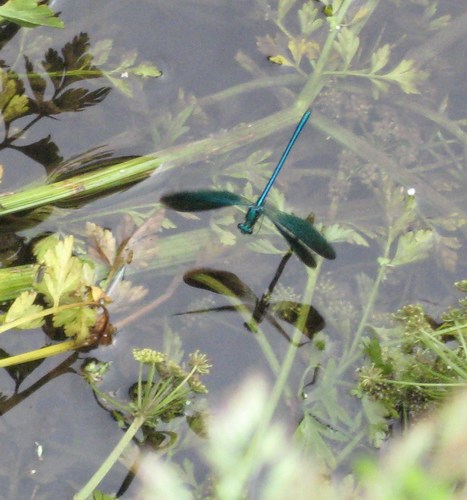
[75,347,211,500]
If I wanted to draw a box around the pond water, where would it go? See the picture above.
[0,0,466,497]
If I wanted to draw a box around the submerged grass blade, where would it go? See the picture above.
[161,190,248,212]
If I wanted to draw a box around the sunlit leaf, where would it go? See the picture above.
[53,305,97,341]
[0,70,29,123]
[3,291,44,329]
[0,0,63,28]
[34,236,85,306]
[33,234,60,262]
[3,93,29,122]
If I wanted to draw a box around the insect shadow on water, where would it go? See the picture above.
[176,248,325,345]
[161,110,336,269]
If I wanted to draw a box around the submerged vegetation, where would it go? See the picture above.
[0,0,465,498]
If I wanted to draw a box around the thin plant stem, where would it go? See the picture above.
[74,415,145,500]
[220,260,323,500]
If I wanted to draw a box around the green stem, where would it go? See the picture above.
[220,261,322,499]
[339,228,393,373]
[295,0,356,109]
[74,415,145,500]
[0,108,301,216]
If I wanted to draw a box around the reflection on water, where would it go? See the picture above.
[0,0,465,497]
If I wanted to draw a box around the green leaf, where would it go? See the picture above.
[324,224,369,246]
[0,70,29,123]
[4,291,44,329]
[388,230,434,267]
[384,59,427,95]
[34,236,84,306]
[3,93,28,123]
[0,0,63,28]
[333,28,360,69]
[53,305,97,341]
[33,234,60,262]
[298,2,323,37]
[370,44,391,73]
[131,62,162,78]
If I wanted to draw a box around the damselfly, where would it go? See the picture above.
[161,110,336,267]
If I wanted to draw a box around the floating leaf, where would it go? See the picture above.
[0,0,63,28]
[34,236,85,307]
[53,305,97,341]
[3,291,44,329]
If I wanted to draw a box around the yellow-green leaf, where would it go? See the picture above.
[53,306,97,342]
[0,0,63,28]
[4,291,44,329]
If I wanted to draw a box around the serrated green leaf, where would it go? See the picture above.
[388,230,434,267]
[4,291,44,329]
[3,93,28,122]
[33,234,60,262]
[0,0,63,28]
[53,306,97,341]
[34,236,84,306]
